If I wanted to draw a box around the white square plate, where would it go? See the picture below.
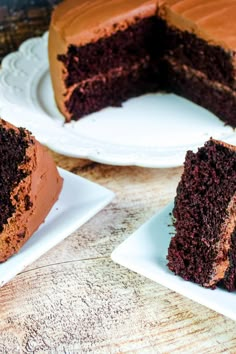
[0,168,114,287]
[111,202,236,322]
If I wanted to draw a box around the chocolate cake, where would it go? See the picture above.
[49,0,236,127]
[0,119,63,263]
[167,139,236,291]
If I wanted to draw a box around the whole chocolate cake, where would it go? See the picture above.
[49,0,236,127]
[167,139,236,291]
[0,119,63,263]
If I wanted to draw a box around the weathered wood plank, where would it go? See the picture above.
[1,258,236,353]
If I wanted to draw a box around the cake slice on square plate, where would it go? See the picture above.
[0,118,63,263]
[167,138,236,291]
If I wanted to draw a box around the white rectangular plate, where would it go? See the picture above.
[0,168,114,287]
[111,202,236,322]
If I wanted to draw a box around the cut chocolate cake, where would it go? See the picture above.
[49,0,160,122]
[0,119,63,263]
[167,139,236,291]
[49,0,236,127]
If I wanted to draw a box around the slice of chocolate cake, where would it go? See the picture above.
[0,119,63,263]
[167,139,236,291]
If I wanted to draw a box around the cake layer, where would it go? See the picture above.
[163,58,236,128]
[167,139,236,289]
[156,17,236,89]
[58,16,159,88]
[64,60,160,121]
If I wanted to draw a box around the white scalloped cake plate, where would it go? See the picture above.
[112,203,236,322]
[0,33,236,168]
[0,168,114,287]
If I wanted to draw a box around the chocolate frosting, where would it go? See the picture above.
[160,0,236,51]
[0,120,63,262]
[51,0,157,46]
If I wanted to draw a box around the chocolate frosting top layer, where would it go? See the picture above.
[52,0,236,50]
[161,0,236,51]
[51,0,157,46]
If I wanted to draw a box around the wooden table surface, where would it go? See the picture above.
[1,2,236,353]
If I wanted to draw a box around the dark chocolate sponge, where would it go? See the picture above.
[167,139,236,291]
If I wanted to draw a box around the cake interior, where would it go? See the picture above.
[58,16,160,86]
[157,18,236,89]
[65,59,160,120]
[0,124,31,233]
[158,18,236,128]
[58,15,161,120]
[163,58,236,128]
[167,140,236,289]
